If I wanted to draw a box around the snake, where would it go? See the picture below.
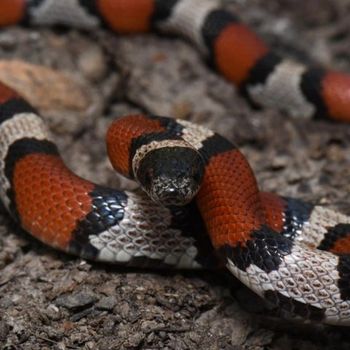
[1,0,350,326]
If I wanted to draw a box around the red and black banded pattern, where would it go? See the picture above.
[1,0,350,121]
[1,0,350,326]
[2,79,350,323]
[0,83,215,268]
[133,117,350,325]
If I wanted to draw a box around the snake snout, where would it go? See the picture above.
[151,176,199,206]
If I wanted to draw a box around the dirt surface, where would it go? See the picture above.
[1,0,350,349]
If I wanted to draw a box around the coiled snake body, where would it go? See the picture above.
[1,0,350,326]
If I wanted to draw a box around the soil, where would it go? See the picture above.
[1,0,350,349]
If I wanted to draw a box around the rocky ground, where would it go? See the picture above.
[1,0,350,349]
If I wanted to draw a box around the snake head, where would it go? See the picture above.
[135,146,204,206]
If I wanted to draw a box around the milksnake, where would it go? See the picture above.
[1,0,350,326]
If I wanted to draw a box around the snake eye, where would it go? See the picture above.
[191,158,204,184]
[143,168,154,187]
